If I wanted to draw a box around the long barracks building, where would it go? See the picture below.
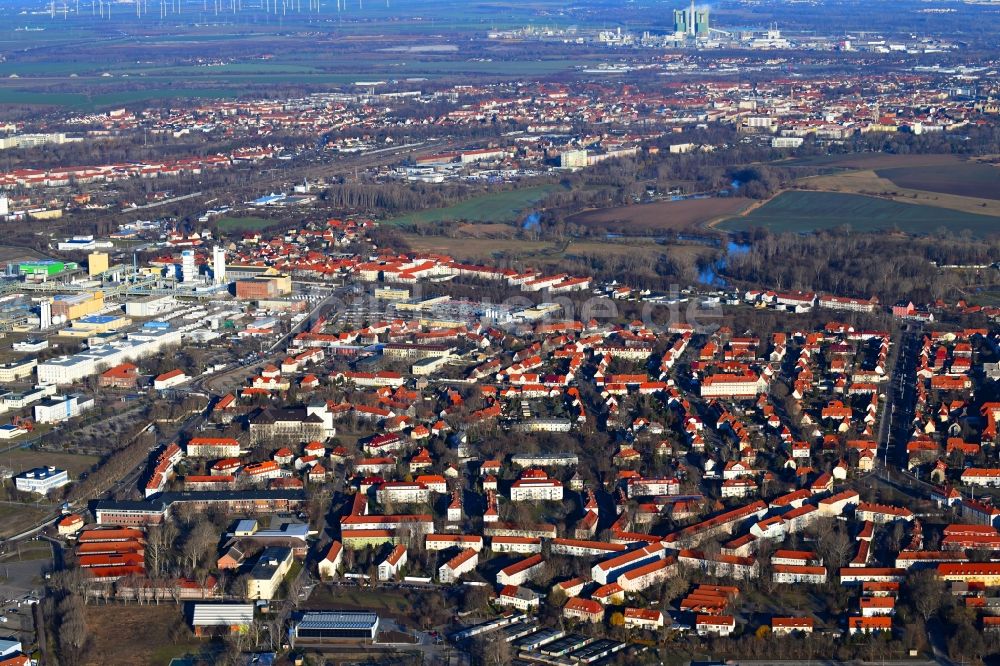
[93,490,306,526]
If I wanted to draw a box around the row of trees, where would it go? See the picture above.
[723,229,1000,304]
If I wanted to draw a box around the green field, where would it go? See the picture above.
[215,216,280,232]
[0,2,601,113]
[0,86,241,109]
[718,190,1000,236]
[0,58,589,110]
[389,185,559,226]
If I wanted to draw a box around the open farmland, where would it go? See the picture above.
[796,169,1000,217]
[718,190,1000,236]
[876,162,1000,200]
[0,85,240,110]
[567,197,751,233]
[389,185,559,226]
[779,153,964,170]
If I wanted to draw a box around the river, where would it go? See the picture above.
[698,241,751,287]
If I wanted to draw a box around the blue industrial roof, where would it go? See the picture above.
[234,519,257,532]
[79,315,118,324]
[18,466,66,479]
[296,611,379,630]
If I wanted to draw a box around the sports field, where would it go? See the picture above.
[389,185,559,226]
[215,216,280,232]
[718,190,1000,236]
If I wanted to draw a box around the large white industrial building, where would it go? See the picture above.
[36,326,184,384]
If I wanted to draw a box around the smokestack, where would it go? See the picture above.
[689,0,695,36]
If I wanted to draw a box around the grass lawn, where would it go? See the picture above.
[305,584,414,614]
[215,216,281,232]
[0,540,51,563]
[0,448,100,478]
[719,190,1000,237]
[0,504,51,539]
[389,185,559,226]
[967,289,1000,307]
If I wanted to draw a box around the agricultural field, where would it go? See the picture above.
[451,223,521,238]
[0,85,240,110]
[796,168,1000,218]
[718,190,1000,237]
[214,216,280,232]
[779,153,964,170]
[389,185,559,226]
[0,10,602,112]
[83,605,208,666]
[0,448,100,478]
[876,162,1000,200]
[567,197,751,233]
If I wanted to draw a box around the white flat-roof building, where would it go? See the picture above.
[33,393,95,424]
[511,453,578,467]
[37,327,184,385]
[15,466,70,495]
[0,358,37,383]
[190,604,254,636]
[125,294,177,318]
[510,478,564,502]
